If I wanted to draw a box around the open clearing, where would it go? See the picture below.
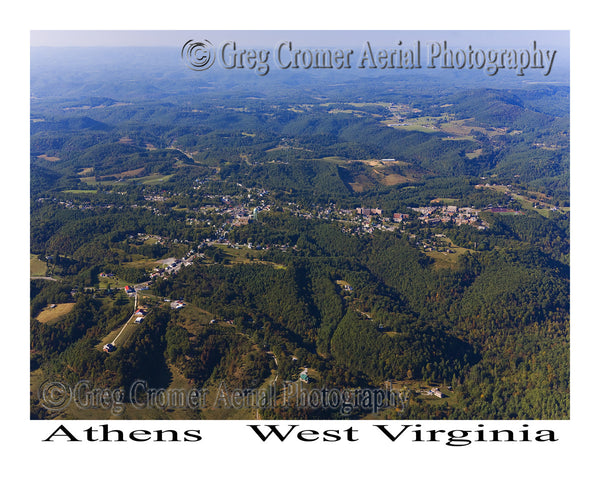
[30,254,47,276]
[62,189,98,194]
[36,303,76,324]
[111,167,146,178]
[476,184,569,216]
[98,276,129,290]
[378,173,414,185]
[320,101,390,108]
[424,238,474,270]
[358,159,412,167]
[348,164,419,192]
[137,173,174,185]
[80,172,173,186]
[348,175,375,192]
[37,154,60,162]
[212,244,286,269]
[430,197,460,205]
[466,148,483,159]
[97,318,139,352]
[175,304,216,334]
[77,167,94,176]
[426,248,471,270]
[384,114,507,141]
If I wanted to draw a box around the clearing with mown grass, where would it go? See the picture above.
[96,318,139,352]
[30,254,47,276]
[37,154,60,162]
[36,303,76,324]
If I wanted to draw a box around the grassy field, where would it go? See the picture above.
[358,159,412,167]
[213,244,258,264]
[430,197,460,205]
[328,108,368,115]
[476,184,568,217]
[512,193,568,217]
[121,255,162,269]
[465,148,483,159]
[443,136,476,142]
[424,238,474,270]
[77,167,94,176]
[342,158,421,192]
[143,237,160,245]
[347,102,390,107]
[384,114,506,141]
[36,303,76,324]
[377,172,414,186]
[98,276,130,290]
[97,317,139,352]
[316,155,348,164]
[37,154,60,162]
[348,175,375,192]
[30,254,47,276]
[62,189,98,194]
[93,297,138,350]
[138,173,174,185]
[80,173,173,186]
[175,304,216,333]
[388,123,438,133]
[212,244,286,270]
[320,101,390,108]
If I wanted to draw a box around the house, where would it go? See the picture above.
[134,308,146,322]
[103,343,115,353]
[124,285,135,295]
[299,368,309,383]
[430,387,444,398]
[393,212,409,222]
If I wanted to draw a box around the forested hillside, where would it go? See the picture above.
[30,47,569,420]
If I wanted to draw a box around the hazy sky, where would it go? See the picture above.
[30,30,569,50]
